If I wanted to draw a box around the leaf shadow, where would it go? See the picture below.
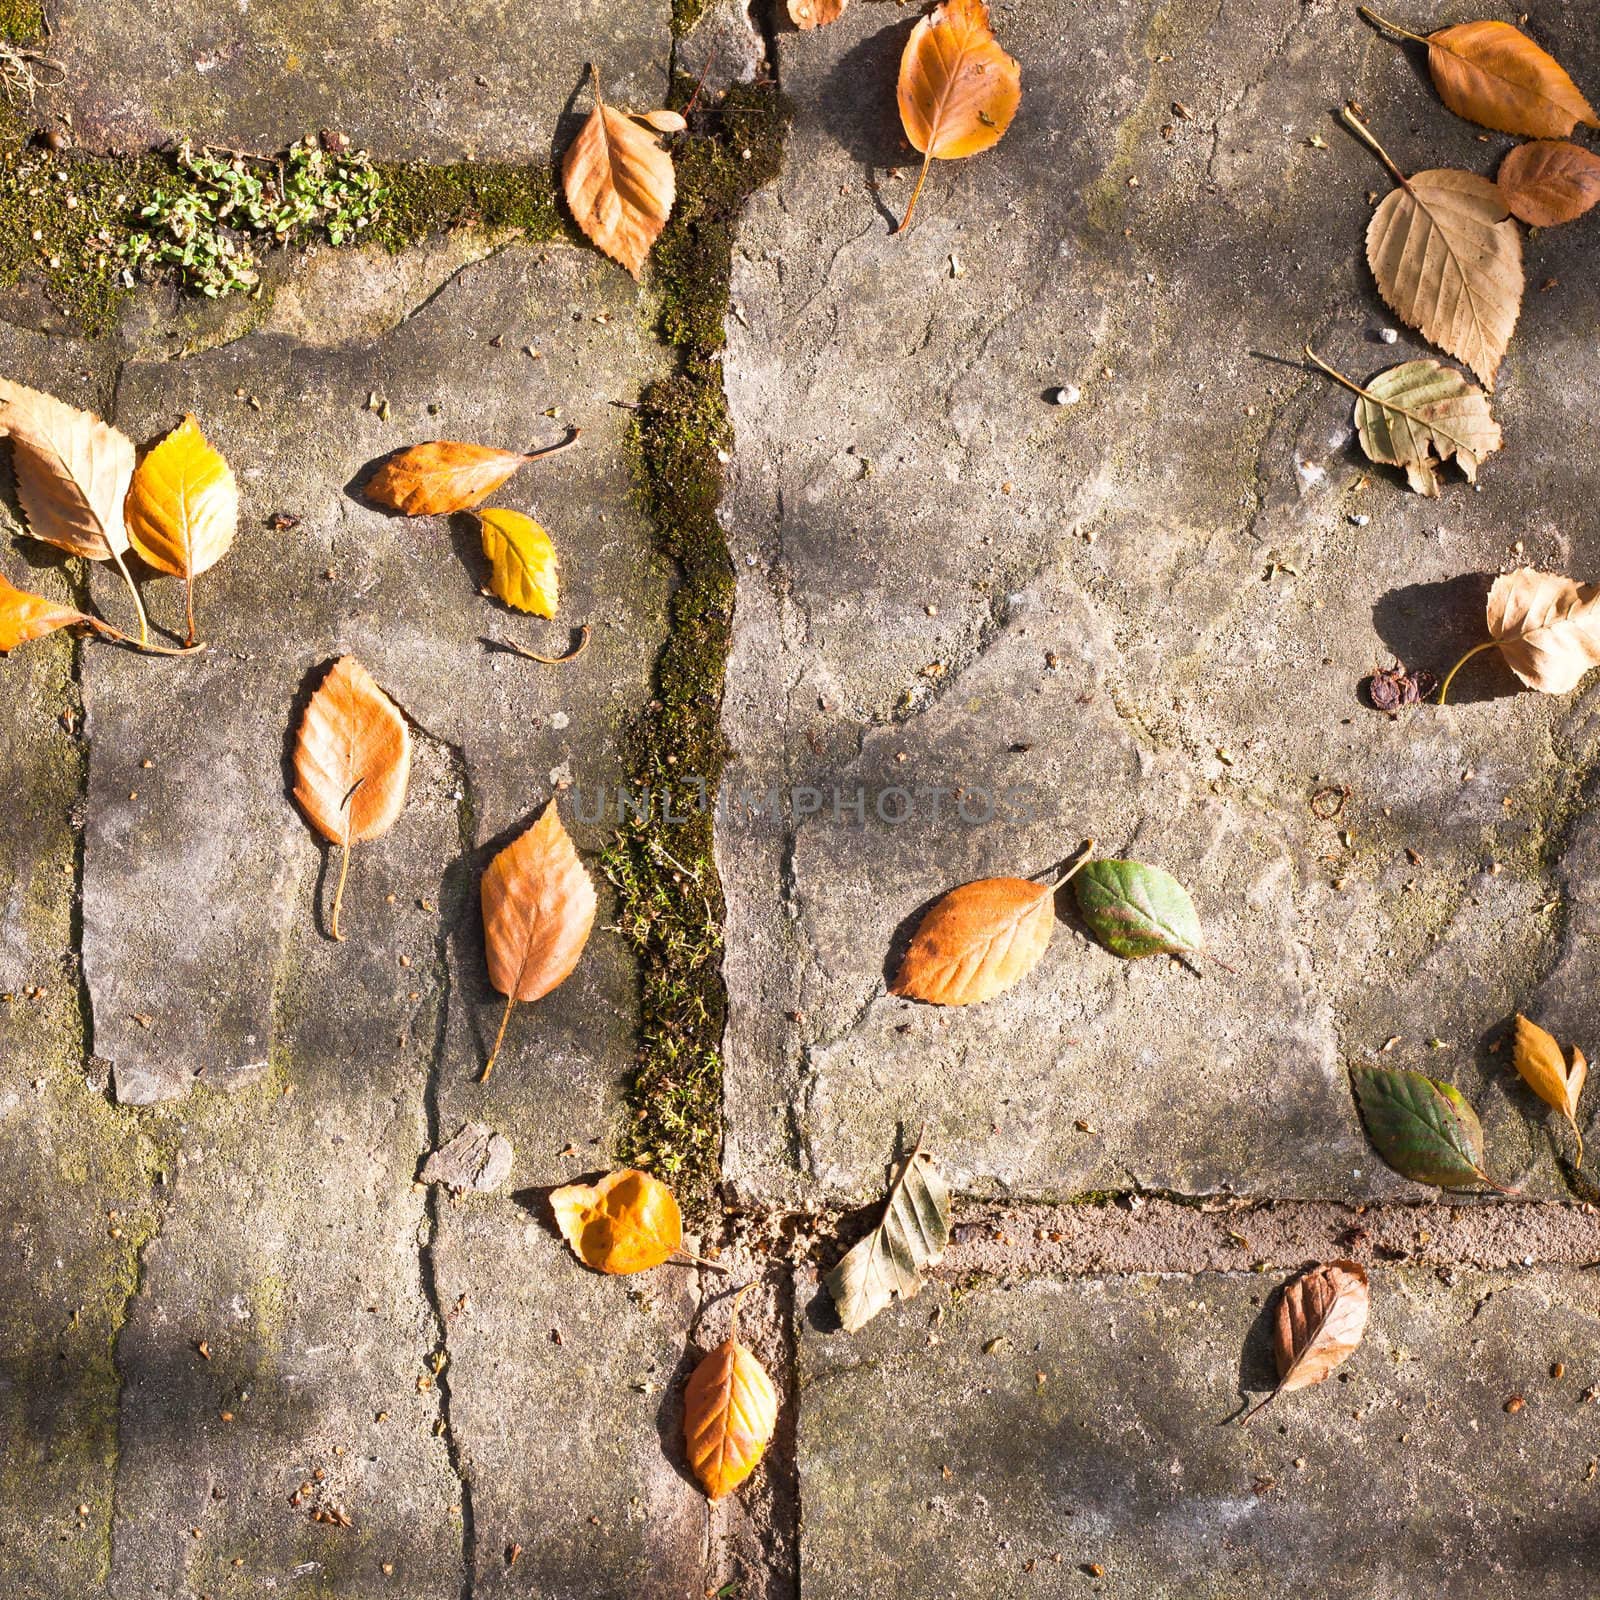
[658,1279,747,1494]
[447,510,488,598]
[281,656,342,942]
[1371,573,1516,706]
[820,16,918,228]
[510,1182,570,1245]
[1232,1278,1286,1422]
[549,65,595,184]
[343,452,411,518]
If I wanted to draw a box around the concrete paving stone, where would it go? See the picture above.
[795,1266,1600,1599]
[42,0,675,162]
[720,0,1600,1207]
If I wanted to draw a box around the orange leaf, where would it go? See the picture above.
[0,571,96,653]
[479,799,597,1080]
[683,1298,778,1500]
[1425,19,1597,139]
[892,877,1055,1006]
[895,0,1021,233]
[788,0,847,27]
[1497,138,1600,226]
[549,1168,682,1273]
[562,71,677,278]
[292,656,412,940]
[364,433,579,517]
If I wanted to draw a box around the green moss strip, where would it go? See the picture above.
[604,78,789,1213]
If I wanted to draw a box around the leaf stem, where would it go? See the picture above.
[1475,1166,1522,1198]
[330,840,351,941]
[183,569,197,649]
[522,425,582,464]
[82,616,204,656]
[1239,1384,1282,1427]
[1356,5,1432,46]
[1339,104,1410,189]
[895,149,935,235]
[1569,1113,1584,1171]
[480,989,517,1083]
[1436,638,1497,704]
[674,1247,732,1275]
[488,625,591,665]
[1045,839,1096,893]
[1302,344,1369,400]
[109,548,149,647]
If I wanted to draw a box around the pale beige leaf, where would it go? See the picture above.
[0,378,134,560]
[788,0,847,27]
[1497,138,1600,226]
[1243,1261,1369,1423]
[891,877,1053,1006]
[562,80,676,278]
[1349,359,1502,497]
[1366,168,1524,391]
[638,109,687,133]
[1486,567,1600,694]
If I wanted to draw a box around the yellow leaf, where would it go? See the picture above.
[549,1168,682,1273]
[478,508,558,617]
[1512,1013,1586,1165]
[683,1289,778,1500]
[125,415,238,646]
[291,656,412,941]
[479,799,597,1080]
[562,71,676,278]
[895,0,1021,233]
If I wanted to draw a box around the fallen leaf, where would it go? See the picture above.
[364,432,579,516]
[1512,1013,1586,1166]
[478,508,558,617]
[0,377,147,642]
[1344,110,1523,391]
[789,0,847,26]
[292,656,412,941]
[1242,1261,1370,1425]
[683,1287,779,1500]
[1440,567,1600,702]
[1304,348,1500,497]
[0,571,96,652]
[479,799,597,1080]
[893,880,1051,1004]
[825,1134,951,1332]
[421,1122,516,1194]
[549,1168,682,1273]
[562,68,676,278]
[1364,10,1598,138]
[1351,1066,1503,1190]
[895,0,1021,233]
[124,414,238,645]
[1074,858,1203,960]
[1497,138,1600,226]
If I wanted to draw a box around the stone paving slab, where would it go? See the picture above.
[720,0,1600,1207]
[43,0,674,161]
[795,1266,1600,1599]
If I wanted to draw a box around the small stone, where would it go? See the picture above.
[420,1122,515,1195]
[1349,513,1370,527]
[1051,384,1082,406]
[1379,327,1399,343]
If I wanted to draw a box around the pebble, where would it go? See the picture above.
[1051,385,1082,406]
[1379,327,1398,343]
[1349,513,1370,527]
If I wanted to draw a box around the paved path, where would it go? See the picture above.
[3,2,1600,1597]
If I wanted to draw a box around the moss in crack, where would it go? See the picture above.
[370,161,563,251]
[672,0,714,37]
[0,0,41,44]
[604,78,790,1214]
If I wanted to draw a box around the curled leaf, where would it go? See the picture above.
[292,656,412,940]
[125,414,238,645]
[1074,858,1203,961]
[1350,1066,1499,1190]
[1511,1013,1586,1166]
[1242,1262,1370,1425]
[562,70,676,278]
[549,1168,682,1273]
[788,0,847,26]
[478,508,558,617]
[1364,10,1598,138]
[1305,348,1500,498]
[364,432,579,516]
[895,0,1021,233]
[683,1291,778,1500]
[825,1136,951,1332]
[479,799,597,1080]
[1497,138,1600,227]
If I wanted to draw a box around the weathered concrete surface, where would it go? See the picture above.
[796,1268,1600,1598]
[43,1,674,161]
[721,0,1600,1206]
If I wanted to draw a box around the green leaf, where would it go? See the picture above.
[825,1136,951,1333]
[1350,1067,1488,1189]
[1073,858,1203,960]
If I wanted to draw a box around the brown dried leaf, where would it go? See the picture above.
[788,0,847,27]
[892,878,1054,1006]
[1497,138,1600,226]
[1242,1261,1370,1424]
[364,432,578,516]
[1423,19,1598,139]
[479,799,597,1080]
[549,1168,683,1273]
[292,656,412,939]
[1512,1013,1586,1165]
[562,72,676,278]
[895,0,1021,233]
[683,1291,779,1500]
